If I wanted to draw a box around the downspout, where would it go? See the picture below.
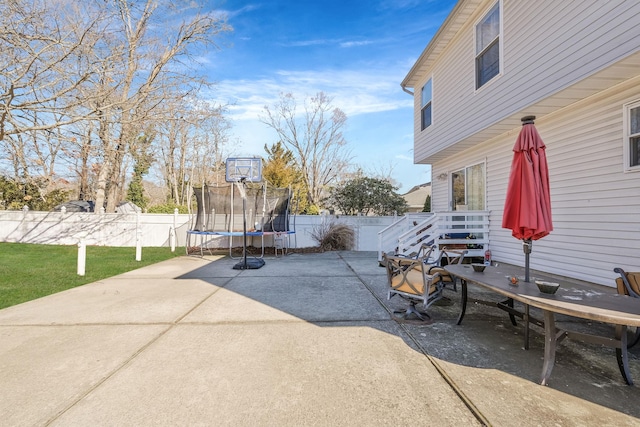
[401,84,414,96]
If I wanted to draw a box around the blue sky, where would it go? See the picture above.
[204,0,457,193]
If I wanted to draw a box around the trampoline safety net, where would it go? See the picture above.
[191,183,292,233]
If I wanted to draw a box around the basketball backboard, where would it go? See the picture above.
[225,157,262,183]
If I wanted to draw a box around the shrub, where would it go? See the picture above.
[147,203,189,214]
[304,204,320,215]
[310,220,355,251]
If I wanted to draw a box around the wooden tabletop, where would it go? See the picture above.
[446,264,640,327]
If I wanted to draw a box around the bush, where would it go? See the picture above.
[327,176,408,216]
[0,176,70,211]
[146,203,189,214]
[310,221,355,251]
[304,204,320,215]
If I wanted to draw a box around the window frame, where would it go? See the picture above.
[420,78,432,131]
[449,161,486,211]
[623,99,640,172]
[474,1,502,90]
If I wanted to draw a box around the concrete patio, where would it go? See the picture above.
[1,251,639,426]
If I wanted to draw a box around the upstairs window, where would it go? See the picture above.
[421,79,432,130]
[625,100,640,170]
[476,2,500,89]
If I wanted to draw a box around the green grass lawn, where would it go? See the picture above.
[0,243,185,310]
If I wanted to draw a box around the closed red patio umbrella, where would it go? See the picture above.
[502,116,553,282]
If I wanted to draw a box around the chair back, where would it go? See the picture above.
[438,248,468,267]
[614,268,640,298]
[415,244,436,262]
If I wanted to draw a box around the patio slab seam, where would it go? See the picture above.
[43,323,174,425]
[337,252,490,426]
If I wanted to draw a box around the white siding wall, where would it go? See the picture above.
[432,78,640,287]
[414,0,640,163]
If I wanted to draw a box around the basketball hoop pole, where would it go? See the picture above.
[232,178,265,270]
[240,178,248,269]
[226,157,265,270]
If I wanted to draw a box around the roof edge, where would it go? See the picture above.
[401,0,467,89]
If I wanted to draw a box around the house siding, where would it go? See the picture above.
[432,78,640,286]
[413,0,640,164]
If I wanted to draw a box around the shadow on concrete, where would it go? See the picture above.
[177,251,640,422]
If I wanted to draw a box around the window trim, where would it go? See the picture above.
[623,99,640,172]
[474,0,502,90]
[449,160,487,211]
[420,78,432,131]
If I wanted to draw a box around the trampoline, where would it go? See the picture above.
[186,182,295,257]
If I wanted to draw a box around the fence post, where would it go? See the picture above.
[172,208,178,252]
[77,240,86,276]
[170,226,176,252]
[135,212,142,261]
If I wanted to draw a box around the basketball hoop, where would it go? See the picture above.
[225,157,262,183]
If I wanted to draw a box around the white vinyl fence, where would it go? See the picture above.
[0,210,395,251]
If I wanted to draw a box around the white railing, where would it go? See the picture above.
[377,213,434,261]
[396,215,438,258]
[436,211,490,258]
[378,211,490,262]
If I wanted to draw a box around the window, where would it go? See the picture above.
[421,79,432,130]
[451,162,485,210]
[625,101,640,170]
[475,2,500,89]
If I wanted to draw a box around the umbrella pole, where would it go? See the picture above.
[523,239,532,282]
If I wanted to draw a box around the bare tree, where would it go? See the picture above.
[261,92,352,208]
[157,97,231,207]
[0,0,104,182]
[88,0,231,212]
[0,0,232,211]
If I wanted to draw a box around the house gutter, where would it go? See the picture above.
[401,85,414,96]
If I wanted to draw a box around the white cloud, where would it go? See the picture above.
[205,63,424,191]
[220,4,261,19]
[212,65,413,125]
[283,39,335,47]
[339,40,374,48]
[281,38,375,49]
[395,154,413,161]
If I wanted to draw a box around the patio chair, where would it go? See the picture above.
[613,267,640,348]
[383,252,443,323]
[427,248,468,292]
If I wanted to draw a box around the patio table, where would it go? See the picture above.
[445,264,640,386]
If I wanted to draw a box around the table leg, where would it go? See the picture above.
[524,304,530,350]
[540,310,556,386]
[456,279,468,325]
[506,298,517,326]
[615,325,633,385]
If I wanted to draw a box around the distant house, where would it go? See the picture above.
[401,0,640,286]
[403,183,431,212]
